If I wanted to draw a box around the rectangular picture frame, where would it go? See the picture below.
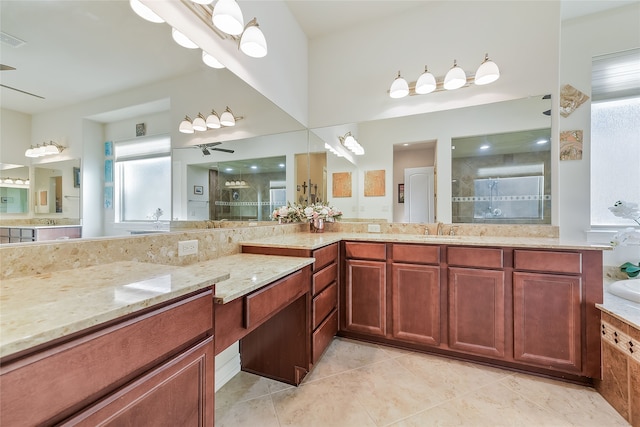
[194,185,204,195]
[398,183,404,203]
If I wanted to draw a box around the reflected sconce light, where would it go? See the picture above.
[129,0,165,23]
[1,177,29,186]
[171,28,199,49]
[338,132,365,156]
[179,107,242,133]
[389,53,500,98]
[202,50,225,69]
[25,141,65,158]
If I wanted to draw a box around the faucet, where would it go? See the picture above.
[424,225,430,235]
[449,226,458,236]
[436,222,444,236]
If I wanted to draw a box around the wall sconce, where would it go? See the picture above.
[389,53,500,98]
[179,107,243,134]
[25,141,65,158]
[339,132,365,156]
[1,177,29,186]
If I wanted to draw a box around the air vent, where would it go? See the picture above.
[0,31,26,48]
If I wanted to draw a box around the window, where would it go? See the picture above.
[115,135,171,222]
[590,49,640,227]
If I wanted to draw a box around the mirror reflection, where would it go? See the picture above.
[34,159,81,217]
[0,166,30,215]
[451,129,551,224]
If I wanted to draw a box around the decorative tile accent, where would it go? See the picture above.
[560,84,590,117]
[332,172,352,198]
[602,320,640,364]
[560,130,583,161]
[364,170,385,197]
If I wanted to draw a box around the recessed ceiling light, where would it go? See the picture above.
[279,163,285,168]
[451,146,456,150]
[480,144,490,150]
[403,143,410,146]
[536,139,549,145]
[225,168,233,172]
[250,165,257,169]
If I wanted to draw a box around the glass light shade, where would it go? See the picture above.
[4,178,13,184]
[192,0,213,4]
[240,180,246,186]
[171,28,198,49]
[225,181,230,186]
[179,116,194,134]
[192,114,207,131]
[15,179,24,185]
[343,134,356,148]
[34,146,46,156]
[389,72,409,98]
[202,51,225,69]
[129,0,164,23]
[206,111,221,129]
[212,0,244,36]
[240,21,267,58]
[220,108,235,126]
[444,60,466,90]
[24,147,35,157]
[474,54,500,85]
[415,67,437,94]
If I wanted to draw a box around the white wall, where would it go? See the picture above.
[308,1,560,128]
[0,109,31,166]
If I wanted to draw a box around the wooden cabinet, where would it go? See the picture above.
[241,243,339,366]
[391,263,440,346]
[343,258,387,337]
[513,271,581,372]
[448,267,506,358]
[0,289,215,426]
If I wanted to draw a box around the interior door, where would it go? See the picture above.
[404,166,434,223]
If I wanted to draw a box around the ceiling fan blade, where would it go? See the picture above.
[0,64,16,71]
[212,148,235,153]
[204,142,222,147]
[0,84,45,99]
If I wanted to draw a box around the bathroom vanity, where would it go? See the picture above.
[0,225,81,243]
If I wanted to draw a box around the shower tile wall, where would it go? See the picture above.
[452,152,551,224]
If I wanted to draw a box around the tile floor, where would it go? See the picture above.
[215,337,629,427]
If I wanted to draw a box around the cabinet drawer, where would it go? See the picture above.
[312,262,337,295]
[392,244,440,264]
[514,250,582,274]
[244,269,307,329]
[0,291,213,427]
[313,281,337,329]
[313,309,338,364]
[344,242,386,261]
[313,244,338,272]
[448,247,503,269]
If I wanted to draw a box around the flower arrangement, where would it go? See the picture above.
[271,203,305,223]
[149,208,164,221]
[608,200,640,278]
[302,202,343,222]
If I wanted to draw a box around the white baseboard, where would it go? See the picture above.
[215,343,241,392]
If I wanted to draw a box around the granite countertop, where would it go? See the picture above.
[0,261,229,359]
[1,225,82,229]
[240,232,611,251]
[597,278,640,330]
[185,253,315,304]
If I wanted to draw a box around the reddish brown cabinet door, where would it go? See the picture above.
[513,272,582,373]
[391,263,440,346]
[343,259,387,337]
[448,267,506,359]
[64,337,215,426]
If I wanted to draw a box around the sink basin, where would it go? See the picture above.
[607,278,640,303]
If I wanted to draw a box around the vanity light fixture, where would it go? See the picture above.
[443,60,467,90]
[25,141,65,158]
[339,132,365,156]
[179,116,195,134]
[388,53,500,98]
[240,18,267,58]
[179,108,242,133]
[1,177,29,186]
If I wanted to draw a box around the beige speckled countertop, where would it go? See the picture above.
[0,261,229,359]
[240,232,611,251]
[185,253,315,304]
[0,253,316,360]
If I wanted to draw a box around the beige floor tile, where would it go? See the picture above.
[391,382,572,427]
[215,371,290,410]
[339,358,449,425]
[500,373,630,426]
[270,374,377,427]
[303,337,398,382]
[394,351,508,400]
[215,395,280,427]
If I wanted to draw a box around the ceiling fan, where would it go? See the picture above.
[193,142,235,155]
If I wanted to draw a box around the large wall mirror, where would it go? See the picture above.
[33,159,81,218]
[0,166,30,215]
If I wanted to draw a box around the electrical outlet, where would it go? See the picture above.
[368,224,381,233]
[178,240,198,256]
